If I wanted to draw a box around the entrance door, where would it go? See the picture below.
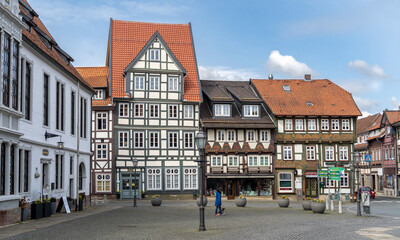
[120,172,141,199]
[305,178,317,197]
[227,180,236,200]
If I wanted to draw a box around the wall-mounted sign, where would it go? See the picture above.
[42,149,49,156]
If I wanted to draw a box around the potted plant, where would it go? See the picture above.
[141,190,146,198]
[78,194,84,211]
[31,199,43,219]
[235,195,247,207]
[116,190,120,199]
[19,197,28,222]
[196,195,208,206]
[277,195,290,208]
[67,197,73,210]
[302,197,312,211]
[151,194,162,206]
[311,199,326,214]
[43,198,52,217]
[50,197,57,215]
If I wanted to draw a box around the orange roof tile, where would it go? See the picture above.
[92,98,114,107]
[76,67,108,88]
[385,110,400,125]
[369,114,383,131]
[109,20,200,101]
[356,113,380,135]
[251,79,361,117]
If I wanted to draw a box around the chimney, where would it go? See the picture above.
[305,74,311,81]
[268,74,273,80]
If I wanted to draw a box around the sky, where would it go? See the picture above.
[28,0,400,117]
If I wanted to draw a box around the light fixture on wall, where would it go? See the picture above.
[44,131,64,149]
[34,168,40,178]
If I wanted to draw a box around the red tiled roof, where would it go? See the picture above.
[109,20,200,101]
[20,0,93,92]
[356,113,380,135]
[251,79,361,116]
[76,67,108,88]
[385,110,400,125]
[368,114,383,131]
[93,98,114,107]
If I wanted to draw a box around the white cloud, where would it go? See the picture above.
[348,60,388,79]
[354,96,380,112]
[359,111,373,119]
[340,79,382,95]
[199,66,260,81]
[265,50,314,78]
[391,97,400,109]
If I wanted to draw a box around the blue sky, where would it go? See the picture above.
[29,0,400,117]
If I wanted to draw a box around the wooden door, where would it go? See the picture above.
[227,180,236,200]
[305,178,318,198]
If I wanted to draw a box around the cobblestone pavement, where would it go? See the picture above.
[2,200,400,240]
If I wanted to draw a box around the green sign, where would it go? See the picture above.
[331,177,341,181]
[319,174,328,177]
[318,170,328,174]
[330,167,344,172]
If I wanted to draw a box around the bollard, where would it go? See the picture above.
[103,195,107,203]
[330,199,334,211]
[94,197,98,206]
[339,200,342,213]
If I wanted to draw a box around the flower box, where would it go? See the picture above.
[302,200,312,211]
[311,201,326,214]
[151,197,162,206]
[31,203,43,219]
[43,202,52,217]
[235,197,247,207]
[278,198,290,208]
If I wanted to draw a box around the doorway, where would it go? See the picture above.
[227,180,237,200]
[305,178,317,197]
[120,172,141,199]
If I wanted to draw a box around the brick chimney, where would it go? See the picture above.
[305,74,311,81]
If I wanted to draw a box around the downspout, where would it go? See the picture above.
[76,81,80,210]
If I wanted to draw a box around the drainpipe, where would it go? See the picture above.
[393,127,398,196]
[76,82,80,210]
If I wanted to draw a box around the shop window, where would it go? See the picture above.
[279,172,292,193]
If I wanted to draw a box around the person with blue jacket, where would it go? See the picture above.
[215,188,223,215]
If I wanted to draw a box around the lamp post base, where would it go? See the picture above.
[199,202,206,231]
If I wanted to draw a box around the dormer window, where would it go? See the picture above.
[243,105,259,117]
[93,89,104,100]
[214,104,230,117]
[150,49,160,61]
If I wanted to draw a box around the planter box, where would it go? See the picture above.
[31,203,43,219]
[151,198,162,206]
[311,202,326,214]
[43,202,52,217]
[235,197,247,207]
[278,199,290,208]
[50,202,57,215]
[21,208,28,222]
[196,197,208,207]
[302,201,312,211]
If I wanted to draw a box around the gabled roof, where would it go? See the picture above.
[369,114,383,131]
[76,67,108,88]
[251,79,361,117]
[384,110,400,125]
[201,80,261,102]
[19,0,93,92]
[356,113,380,135]
[108,20,201,102]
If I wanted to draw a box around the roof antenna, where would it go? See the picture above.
[268,74,273,80]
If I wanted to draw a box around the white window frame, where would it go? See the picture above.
[134,103,144,118]
[184,105,194,119]
[259,156,269,166]
[165,168,180,190]
[184,132,194,149]
[211,156,222,166]
[260,130,268,142]
[243,105,259,117]
[227,130,235,141]
[134,132,144,149]
[168,105,178,119]
[119,131,128,148]
[342,119,350,131]
[150,49,160,61]
[285,119,293,131]
[119,103,129,117]
[134,76,145,90]
[283,146,293,160]
[228,156,239,166]
[321,119,329,131]
[96,112,107,130]
[149,131,159,148]
[248,156,258,166]
[214,104,230,117]
[147,168,162,190]
[308,119,316,131]
[331,119,339,131]
[325,146,335,161]
[96,144,107,159]
[217,130,225,141]
[247,130,255,142]
[149,76,160,90]
[168,77,179,91]
[183,168,197,190]
[306,146,316,160]
[326,177,335,187]
[340,173,349,187]
[339,146,348,161]
[279,172,293,193]
[168,132,178,149]
[295,119,304,131]
[93,89,104,100]
[149,104,159,118]
[96,174,111,193]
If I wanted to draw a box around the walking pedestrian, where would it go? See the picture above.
[215,187,224,216]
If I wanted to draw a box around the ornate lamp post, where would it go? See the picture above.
[195,131,206,231]
[131,157,138,207]
[354,152,361,216]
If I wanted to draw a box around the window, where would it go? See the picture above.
[11,40,19,110]
[71,91,75,134]
[3,33,10,107]
[228,156,239,166]
[340,173,349,187]
[331,119,339,131]
[147,168,161,190]
[134,104,144,118]
[168,105,178,119]
[339,146,348,161]
[168,132,178,148]
[119,103,129,117]
[56,82,65,131]
[168,77,179,91]
[321,119,329,131]
[149,132,159,148]
[308,119,316,131]
[387,175,393,188]
[24,62,31,120]
[326,177,335,187]
[184,168,197,190]
[149,104,159,118]
[150,49,160,61]
[55,155,63,190]
[248,156,258,166]
[80,98,87,138]
[23,150,29,192]
[283,146,292,160]
[0,143,5,195]
[134,76,145,90]
[342,119,350,130]
[10,145,14,194]
[227,130,235,141]
[247,130,255,141]
[97,112,107,130]
[134,132,144,148]
[217,130,225,141]
[119,131,128,148]
[279,172,293,193]
[260,156,269,166]
[325,146,334,161]
[243,105,259,117]
[97,144,107,159]
[93,89,104,100]
[260,130,268,142]
[184,105,193,119]
[70,157,73,175]
[43,74,49,126]
[184,132,194,148]
[149,76,160,90]
[214,104,230,117]
[96,174,111,192]
[165,168,180,190]
[211,156,222,166]
[283,85,291,92]
[306,146,315,160]
[295,119,304,131]
[285,119,293,131]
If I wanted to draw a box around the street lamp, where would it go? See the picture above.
[354,152,361,216]
[195,131,206,231]
[131,157,138,207]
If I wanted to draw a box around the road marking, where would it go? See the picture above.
[357,226,400,240]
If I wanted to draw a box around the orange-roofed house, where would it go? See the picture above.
[76,67,115,198]
[251,75,361,200]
